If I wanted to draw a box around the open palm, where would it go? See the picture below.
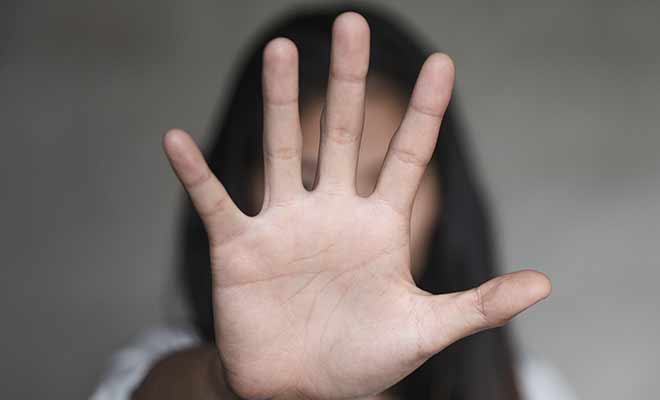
[163,12,550,400]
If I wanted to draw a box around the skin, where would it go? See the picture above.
[139,11,551,400]
[302,77,442,282]
[250,76,440,281]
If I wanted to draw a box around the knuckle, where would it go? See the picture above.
[265,145,301,161]
[471,287,490,324]
[370,192,410,219]
[325,125,359,145]
[467,286,507,328]
[199,195,230,219]
[329,68,367,84]
[186,170,212,190]
[390,146,430,168]
[410,101,444,118]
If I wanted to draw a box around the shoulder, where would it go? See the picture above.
[91,324,201,400]
[517,355,579,400]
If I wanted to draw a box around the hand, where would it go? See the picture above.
[163,12,550,400]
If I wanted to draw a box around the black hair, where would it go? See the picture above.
[178,4,521,399]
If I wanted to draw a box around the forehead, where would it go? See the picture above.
[300,78,407,169]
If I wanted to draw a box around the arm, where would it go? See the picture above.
[133,347,400,400]
[132,345,235,400]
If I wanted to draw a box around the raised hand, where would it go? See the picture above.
[163,12,550,400]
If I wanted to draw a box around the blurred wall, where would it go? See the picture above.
[2,0,659,398]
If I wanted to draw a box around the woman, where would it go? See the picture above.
[93,5,574,400]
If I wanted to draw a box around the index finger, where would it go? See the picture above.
[372,53,455,214]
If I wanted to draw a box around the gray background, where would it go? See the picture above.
[2,0,658,398]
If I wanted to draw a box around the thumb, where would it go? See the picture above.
[414,269,551,357]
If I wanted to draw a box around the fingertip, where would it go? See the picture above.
[424,53,455,79]
[163,128,190,153]
[418,53,455,95]
[330,11,370,80]
[262,37,299,106]
[518,268,553,302]
[473,269,552,326]
[162,128,207,182]
[263,37,298,67]
[408,53,455,118]
[333,11,370,38]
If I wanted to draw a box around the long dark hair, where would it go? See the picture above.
[177,4,521,399]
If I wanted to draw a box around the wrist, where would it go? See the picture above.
[271,392,307,400]
[205,347,233,399]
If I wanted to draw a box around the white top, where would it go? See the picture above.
[91,325,578,400]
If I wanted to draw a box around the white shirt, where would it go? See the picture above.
[91,325,578,400]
